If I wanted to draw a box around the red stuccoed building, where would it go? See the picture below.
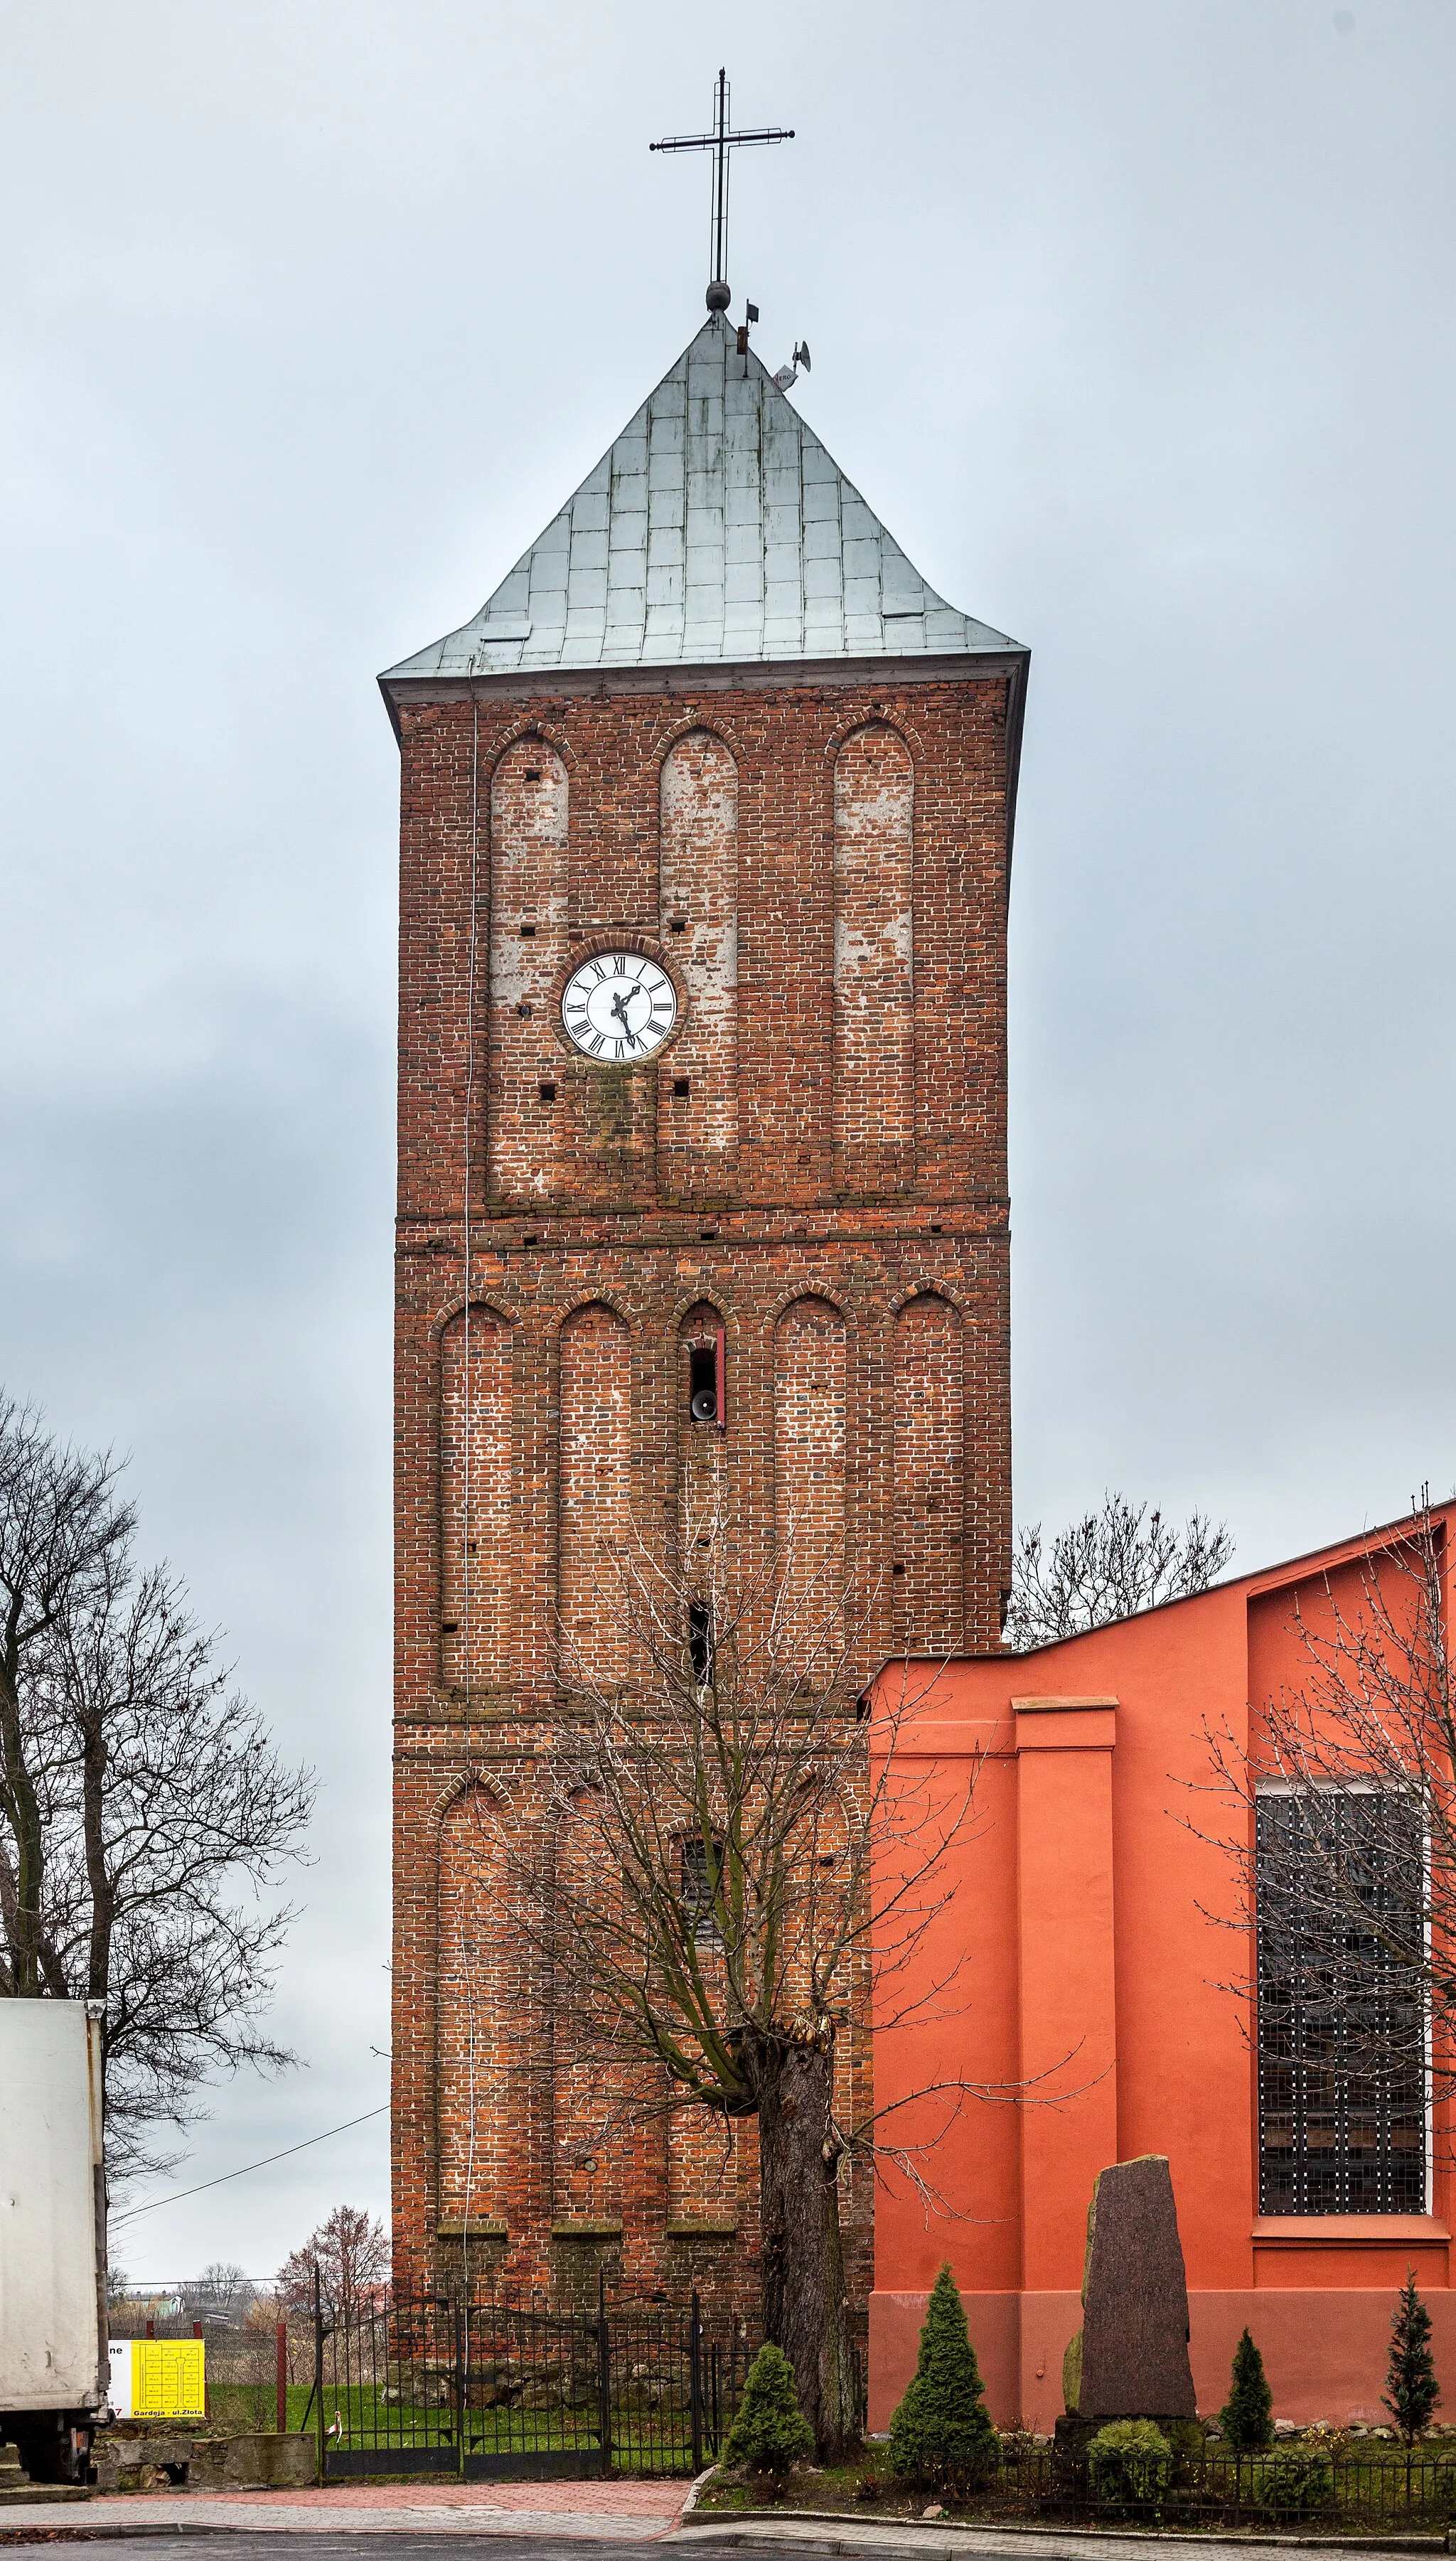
[379,309,1029,2309]
[867,1504,1456,2432]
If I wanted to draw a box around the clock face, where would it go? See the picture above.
[561,951,678,1062]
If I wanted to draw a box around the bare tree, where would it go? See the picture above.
[0,1398,132,1994]
[279,2205,390,2321]
[496,1496,1002,2463]
[1005,1490,1233,1650]
[0,1395,315,2180]
[186,2262,255,2326]
[1201,1494,1453,2188]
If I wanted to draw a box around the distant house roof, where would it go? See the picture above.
[381,314,1025,688]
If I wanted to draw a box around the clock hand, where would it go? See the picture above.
[609,990,633,1027]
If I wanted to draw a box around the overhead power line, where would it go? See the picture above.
[111,2103,389,2224]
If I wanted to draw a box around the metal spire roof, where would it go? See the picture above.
[381,315,1023,684]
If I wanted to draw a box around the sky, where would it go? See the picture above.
[2,0,1454,2279]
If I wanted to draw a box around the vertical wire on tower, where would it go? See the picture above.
[459,698,481,2301]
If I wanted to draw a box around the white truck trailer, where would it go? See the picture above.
[0,2001,109,2483]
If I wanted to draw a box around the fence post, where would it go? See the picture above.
[454,2295,466,2482]
[596,2267,612,2481]
[690,2289,703,2476]
[276,2320,287,2434]
[313,2265,326,2488]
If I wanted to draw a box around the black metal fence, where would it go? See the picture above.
[306,2274,760,2480]
[951,2440,1456,2527]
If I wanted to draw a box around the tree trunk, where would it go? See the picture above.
[756,2028,854,2461]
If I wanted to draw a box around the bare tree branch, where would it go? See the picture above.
[1006,1491,1233,1651]
[0,1394,315,2188]
[1192,1491,1452,2202]
[456,1492,1037,2459]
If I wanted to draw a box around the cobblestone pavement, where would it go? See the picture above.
[0,2480,685,2543]
[0,2538,666,2561]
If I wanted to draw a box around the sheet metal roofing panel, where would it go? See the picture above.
[381,315,1022,683]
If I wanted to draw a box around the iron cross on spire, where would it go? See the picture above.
[651,69,794,314]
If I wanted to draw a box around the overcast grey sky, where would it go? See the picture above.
[3,0,1452,2277]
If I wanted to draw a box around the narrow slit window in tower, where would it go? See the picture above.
[687,1600,713,1685]
[689,1332,725,1424]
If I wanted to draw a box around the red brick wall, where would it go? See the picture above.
[390,666,1015,2314]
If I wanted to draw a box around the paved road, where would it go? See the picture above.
[0,2525,1439,2561]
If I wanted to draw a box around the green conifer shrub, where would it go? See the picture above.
[724,2342,813,2477]
[1088,2420,1172,2508]
[1219,2328,1274,2452]
[1385,2268,1441,2444]
[1251,2449,1334,2513]
[887,2264,999,2493]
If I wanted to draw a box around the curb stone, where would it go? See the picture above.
[673,2518,1447,2555]
[0,2530,247,2543]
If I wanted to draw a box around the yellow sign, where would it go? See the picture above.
[130,2339,205,2418]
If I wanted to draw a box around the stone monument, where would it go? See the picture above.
[1060,2155,1196,2439]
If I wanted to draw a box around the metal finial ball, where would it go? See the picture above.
[705,280,731,312]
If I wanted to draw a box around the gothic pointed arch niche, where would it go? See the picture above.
[833,722,914,1192]
[658,729,738,1192]
[488,737,569,1199]
[892,1292,965,1652]
[550,1786,648,2238]
[557,1302,632,1691]
[774,1295,848,1680]
[434,1780,516,2245]
[439,1303,514,1691]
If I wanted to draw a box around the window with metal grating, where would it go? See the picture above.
[1256,1789,1428,2214]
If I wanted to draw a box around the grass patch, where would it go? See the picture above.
[695,2436,1456,2529]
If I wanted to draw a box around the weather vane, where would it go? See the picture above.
[651,69,794,314]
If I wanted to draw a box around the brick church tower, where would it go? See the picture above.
[381,310,1028,2312]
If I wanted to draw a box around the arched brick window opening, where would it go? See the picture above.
[439,1306,513,1691]
[774,1297,848,1681]
[658,731,738,1188]
[892,1293,965,1652]
[435,1785,514,2238]
[833,723,914,1189]
[558,1303,631,1690]
[678,1302,729,1617]
[488,738,568,1199]
[680,1299,727,1428]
